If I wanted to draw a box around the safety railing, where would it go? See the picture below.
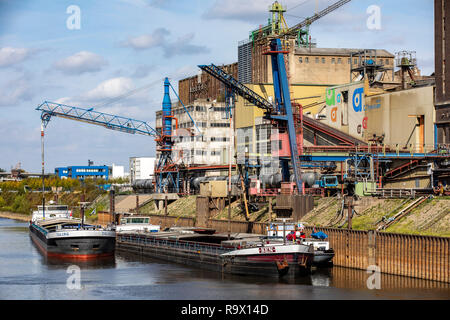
[117,234,237,256]
[303,143,450,157]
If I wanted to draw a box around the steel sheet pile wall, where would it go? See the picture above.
[304,226,449,283]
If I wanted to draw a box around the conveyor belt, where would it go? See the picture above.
[303,116,367,146]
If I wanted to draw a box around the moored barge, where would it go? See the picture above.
[117,229,314,278]
[29,205,116,260]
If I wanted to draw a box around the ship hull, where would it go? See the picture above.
[29,224,116,260]
[117,234,313,278]
[313,249,335,265]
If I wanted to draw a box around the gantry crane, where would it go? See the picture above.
[36,78,181,193]
[200,38,303,193]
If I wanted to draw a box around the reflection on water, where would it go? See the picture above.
[117,250,450,292]
[329,266,450,291]
[42,255,117,270]
[0,218,449,300]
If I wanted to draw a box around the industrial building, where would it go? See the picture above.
[156,71,236,167]
[129,157,156,183]
[55,165,109,180]
[135,0,447,199]
[178,63,238,105]
[34,0,448,201]
[435,0,450,145]
[240,42,396,85]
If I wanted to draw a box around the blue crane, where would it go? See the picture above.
[37,101,160,137]
[36,78,184,193]
[199,38,304,193]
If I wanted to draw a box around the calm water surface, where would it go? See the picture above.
[0,218,448,300]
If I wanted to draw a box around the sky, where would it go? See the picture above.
[0,0,435,173]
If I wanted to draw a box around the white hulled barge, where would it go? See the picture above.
[29,204,116,260]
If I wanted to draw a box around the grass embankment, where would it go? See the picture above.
[137,195,449,237]
[0,177,130,223]
[301,196,450,237]
[138,196,273,223]
[139,196,197,219]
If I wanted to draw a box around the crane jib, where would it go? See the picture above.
[36,101,160,138]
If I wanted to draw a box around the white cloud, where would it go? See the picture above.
[84,77,135,101]
[0,47,31,67]
[0,73,33,106]
[203,0,269,22]
[122,28,209,57]
[131,64,156,78]
[53,51,108,75]
[203,0,351,25]
[163,33,209,58]
[121,28,168,50]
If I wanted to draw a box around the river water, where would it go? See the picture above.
[0,218,448,300]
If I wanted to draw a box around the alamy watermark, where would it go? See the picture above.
[66,5,81,30]
[366,5,381,30]
[66,265,82,290]
[366,265,381,290]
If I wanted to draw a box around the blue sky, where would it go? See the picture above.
[0,0,434,173]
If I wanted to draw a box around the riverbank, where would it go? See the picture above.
[0,211,30,222]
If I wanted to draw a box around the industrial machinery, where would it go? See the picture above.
[201,38,303,194]
[199,1,354,196]
[250,0,352,48]
[36,78,185,194]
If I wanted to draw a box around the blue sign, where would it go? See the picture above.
[353,88,364,112]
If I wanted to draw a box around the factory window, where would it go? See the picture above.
[386,59,390,65]
[338,58,342,64]
[331,58,335,64]
[256,142,271,155]
[342,91,349,103]
[315,57,319,64]
[299,57,303,63]
[305,57,309,63]
[210,123,230,128]
[211,137,229,142]
[354,59,357,64]
[322,58,326,64]
[348,58,351,64]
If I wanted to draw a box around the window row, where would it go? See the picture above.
[299,56,392,66]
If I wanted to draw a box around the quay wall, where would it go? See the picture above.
[143,214,450,283]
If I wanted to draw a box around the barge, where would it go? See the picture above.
[117,228,314,278]
[267,222,335,265]
[29,205,116,260]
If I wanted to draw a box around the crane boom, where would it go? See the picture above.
[198,64,273,112]
[36,101,160,138]
[199,39,304,193]
[286,0,351,36]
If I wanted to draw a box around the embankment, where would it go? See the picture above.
[0,211,30,222]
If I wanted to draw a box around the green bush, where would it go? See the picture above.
[11,195,32,214]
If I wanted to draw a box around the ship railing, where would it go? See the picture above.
[32,224,48,235]
[118,234,238,255]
